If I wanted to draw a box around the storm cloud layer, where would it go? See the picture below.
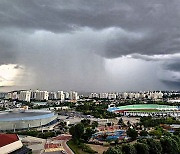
[0,0,180,91]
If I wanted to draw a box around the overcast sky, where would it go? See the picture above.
[0,0,180,92]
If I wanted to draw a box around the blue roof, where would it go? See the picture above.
[0,110,55,121]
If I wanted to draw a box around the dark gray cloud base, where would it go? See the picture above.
[0,0,180,91]
[1,0,180,58]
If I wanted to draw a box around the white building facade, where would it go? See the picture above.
[19,91,31,102]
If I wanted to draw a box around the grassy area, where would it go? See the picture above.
[67,140,89,154]
[116,104,178,111]
[128,109,159,112]
[67,140,97,154]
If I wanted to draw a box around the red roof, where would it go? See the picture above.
[0,134,19,147]
[44,143,61,149]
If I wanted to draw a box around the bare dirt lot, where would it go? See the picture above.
[87,144,109,154]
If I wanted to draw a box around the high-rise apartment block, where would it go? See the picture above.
[19,91,31,102]
[57,91,65,101]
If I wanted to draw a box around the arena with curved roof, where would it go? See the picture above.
[0,110,58,131]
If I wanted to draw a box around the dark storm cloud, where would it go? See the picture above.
[0,0,142,31]
[161,80,180,89]
[1,0,179,31]
[157,59,180,89]
[0,0,180,58]
[165,61,180,72]
[104,30,180,58]
[0,0,180,90]
[0,33,17,64]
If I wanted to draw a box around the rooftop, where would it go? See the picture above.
[0,134,19,147]
[0,110,54,121]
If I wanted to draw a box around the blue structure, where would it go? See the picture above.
[92,130,126,141]
[0,110,58,131]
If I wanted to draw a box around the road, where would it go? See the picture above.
[43,134,73,154]
[53,134,73,154]
[61,140,74,154]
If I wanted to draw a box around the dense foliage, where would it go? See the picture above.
[10,130,58,139]
[134,143,149,154]
[69,119,97,153]
[140,117,180,127]
[76,102,117,118]
[126,128,138,140]
[105,136,180,154]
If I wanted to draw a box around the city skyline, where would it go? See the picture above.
[0,0,180,92]
[0,89,168,102]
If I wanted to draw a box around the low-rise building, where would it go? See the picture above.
[0,134,31,154]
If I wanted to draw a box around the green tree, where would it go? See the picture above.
[160,136,180,154]
[82,128,95,142]
[127,121,131,127]
[139,130,148,137]
[118,118,124,126]
[59,121,66,127]
[172,135,180,147]
[149,129,162,139]
[134,143,149,154]
[105,146,122,154]
[127,128,138,141]
[92,121,98,129]
[69,123,84,141]
[173,128,180,136]
[81,119,91,127]
[121,144,136,154]
[69,125,76,138]
[146,138,162,154]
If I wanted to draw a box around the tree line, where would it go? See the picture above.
[105,136,180,154]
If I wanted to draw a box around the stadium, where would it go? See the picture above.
[0,109,58,131]
[107,104,180,113]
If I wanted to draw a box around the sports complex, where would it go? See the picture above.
[0,110,58,131]
[108,104,180,115]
